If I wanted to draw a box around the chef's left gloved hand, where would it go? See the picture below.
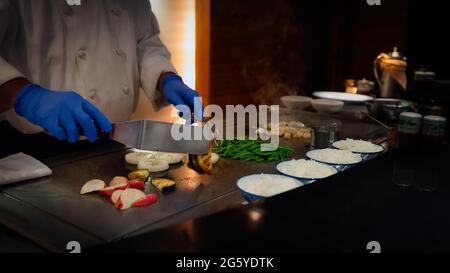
[162,74,203,122]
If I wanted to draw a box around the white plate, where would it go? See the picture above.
[313,91,373,104]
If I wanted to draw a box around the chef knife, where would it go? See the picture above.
[106,120,211,155]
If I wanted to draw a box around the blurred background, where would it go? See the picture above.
[133,0,450,119]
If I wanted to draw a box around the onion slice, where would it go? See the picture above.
[137,158,170,173]
[150,152,184,165]
[125,152,152,165]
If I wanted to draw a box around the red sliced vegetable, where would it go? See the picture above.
[118,189,146,210]
[110,190,125,204]
[116,198,123,209]
[127,180,146,190]
[132,194,158,207]
[110,176,128,188]
[99,185,128,196]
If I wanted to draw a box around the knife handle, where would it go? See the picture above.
[77,122,110,141]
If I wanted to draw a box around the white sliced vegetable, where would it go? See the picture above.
[137,158,170,173]
[119,188,146,210]
[110,176,128,187]
[111,190,124,204]
[80,179,106,195]
[125,152,152,165]
[150,152,184,165]
[100,185,128,196]
[211,153,219,165]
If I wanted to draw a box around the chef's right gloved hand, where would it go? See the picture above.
[162,74,203,123]
[14,84,112,143]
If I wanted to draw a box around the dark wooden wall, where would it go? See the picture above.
[210,0,307,106]
[208,0,449,107]
[405,1,450,79]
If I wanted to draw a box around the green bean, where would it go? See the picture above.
[213,139,293,162]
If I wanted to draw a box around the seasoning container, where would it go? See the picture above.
[392,112,423,188]
[416,116,447,192]
[357,79,375,94]
[311,123,341,149]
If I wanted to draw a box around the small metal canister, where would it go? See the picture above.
[311,123,341,149]
[422,115,447,136]
[398,112,423,135]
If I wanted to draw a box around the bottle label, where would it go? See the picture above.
[399,117,422,134]
[423,120,447,136]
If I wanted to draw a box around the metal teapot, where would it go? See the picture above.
[374,47,408,99]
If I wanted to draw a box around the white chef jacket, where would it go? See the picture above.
[0,0,176,133]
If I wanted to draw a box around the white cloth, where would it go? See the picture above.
[0,153,52,185]
[0,0,176,133]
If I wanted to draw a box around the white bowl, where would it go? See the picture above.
[236,174,304,202]
[276,160,338,183]
[332,139,385,161]
[332,139,385,155]
[306,149,363,171]
[311,99,344,114]
[281,96,313,110]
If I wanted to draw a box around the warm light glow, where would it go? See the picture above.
[151,0,196,88]
[346,87,358,94]
[248,209,263,222]
[130,1,197,121]
[345,79,357,94]
[182,220,196,242]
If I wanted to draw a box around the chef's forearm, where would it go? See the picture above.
[0,77,29,112]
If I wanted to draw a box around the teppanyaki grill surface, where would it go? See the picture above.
[0,114,387,251]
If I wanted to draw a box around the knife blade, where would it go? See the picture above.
[108,120,211,155]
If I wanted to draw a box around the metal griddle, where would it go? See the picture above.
[0,112,387,252]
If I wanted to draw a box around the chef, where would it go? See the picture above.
[0,0,201,143]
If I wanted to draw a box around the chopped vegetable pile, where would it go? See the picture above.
[213,139,294,162]
[79,176,158,210]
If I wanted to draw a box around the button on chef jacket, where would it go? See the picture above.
[0,0,176,134]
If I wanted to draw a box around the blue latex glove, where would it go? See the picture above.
[162,74,203,121]
[14,84,112,143]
